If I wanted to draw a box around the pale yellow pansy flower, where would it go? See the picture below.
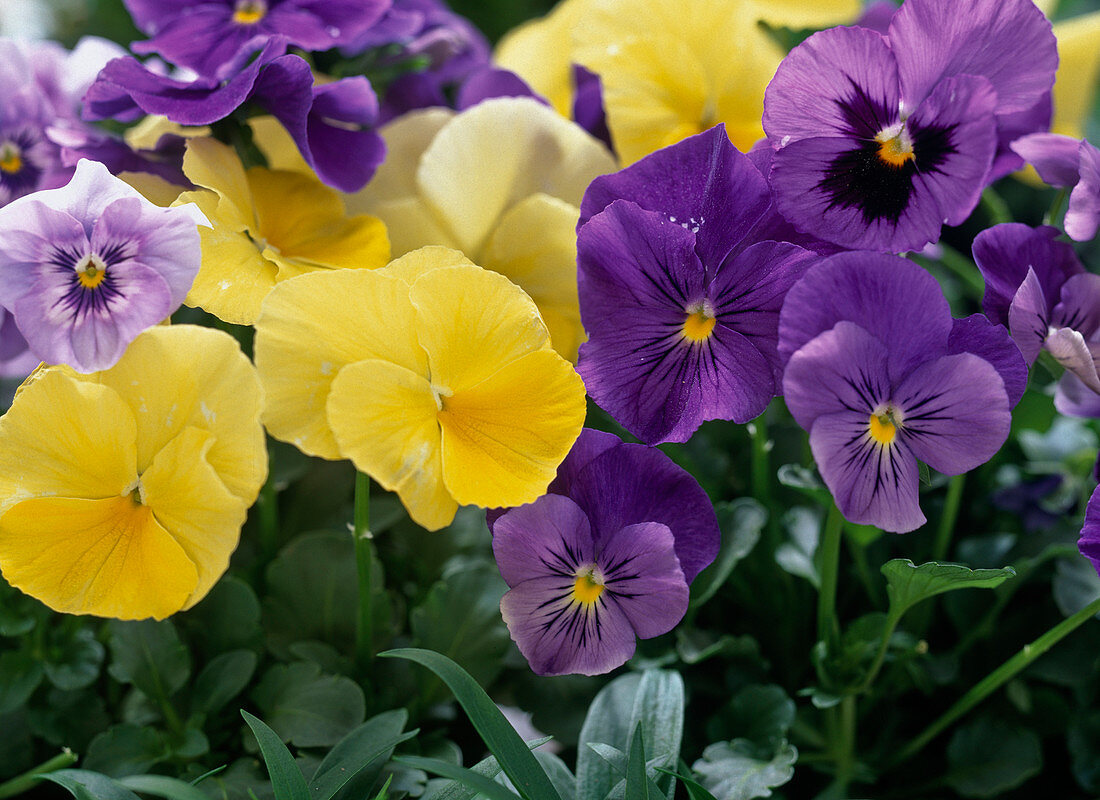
[1048,10,1100,140]
[496,0,860,165]
[254,247,587,531]
[176,137,390,325]
[0,325,266,620]
[347,97,616,362]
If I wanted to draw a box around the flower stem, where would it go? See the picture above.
[888,594,1100,769]
[932,474,965,562]
[354,470,374,666]
[980,186,1013,226]
[1045,188,1068,226]
[817,503,844,645]
[0,750,78,799]
[749,420,773,512]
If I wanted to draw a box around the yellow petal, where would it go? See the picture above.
[126,115,209,149]
[327,358,457,531]
[439,349,586,508]
[249,115,311,174]
[120,171,184,207]
[481,193,584,362]
[1051,11,1100,139]
[141,426,247,610]
[79,325,267,506]
[408,264,550,394]
[0,370,136,514]
[0,496,197,620]
[360,197,460,257]
[254,269,427,459]
[182,138,254,230]
[381,245,476,286]
[744,0,859,28]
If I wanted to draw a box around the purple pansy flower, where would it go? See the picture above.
[124,0,390,78]
[490,429,719,676]
[576,125,820,444]
[780,253,1022,533]
[762,0,1056,253]
[0,159,207,373]
[1012,133,1100,242]
[0,310,38,378]
[973,223,1100,399]
[1078,485,1100,579]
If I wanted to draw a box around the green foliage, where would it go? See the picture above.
[691,742,797,800]
[881,559,1016,622]
[690,500,766,608]
[945,718,1043,797]
[252,662,366,748]
[241,711,311,800]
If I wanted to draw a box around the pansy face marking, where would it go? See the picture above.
[681,300,717,343]
[232,0,267,25]
[0,129,46,205]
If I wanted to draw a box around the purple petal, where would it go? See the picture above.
[856,0,898,34]
[379,72,448,123]
[130,8,251,79]
[890,0,1057,113]
[571,64,612,152]
[1046,328,1100,394]
[1066,140,1100,243]
[492,494,595,588]
[1007,267,1050,365]
[1081,487,1100,578]
[989,92,1052,181]
[893,352,1011,475]
[599,521,688,639]
[0,201,88,309]
[1054,373,1100,418]
[1052,273,1100,340]
[456,67,544,110]
[947,314,1027,408]
[1010,132,1082,188]
[265,1,391,50]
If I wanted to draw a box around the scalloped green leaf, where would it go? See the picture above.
[882,559,1015,621]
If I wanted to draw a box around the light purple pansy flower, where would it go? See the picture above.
[762,0,1056,253]
[576,125,820,445]
[124,0,390,78]
[0,310,38,379]
[780,253,1022,533]
[490,429,719,676]
[1012,133,1100,242]
[0,159,207,373]
[1078,485,1100,579]
[973,223,1100,399]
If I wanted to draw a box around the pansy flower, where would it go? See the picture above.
[762,0,1057,252]
[1012,134,1100,242]
[253,247,587,531]
[780,253,1023,533]
[0,159,207,373]
[1079,485,1100,579]
[0,325,267,620]
[490,428,719,676]
[576,125,819,444]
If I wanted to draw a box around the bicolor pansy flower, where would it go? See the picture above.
[779,252,1024,533]
[0,159,207,373]
[762,0,1056,252]
[490,428,719,676]
[576,125,819,444]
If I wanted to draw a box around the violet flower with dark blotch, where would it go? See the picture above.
[1012,133,1100,242]
[490,428,719,676]
[576,126,820,445]
[973,223,1100,397]
[124,0,390,78]
[1078,485,1100,579]
[0,159,207,373]
[779,253,1022,533]
[762,0,1056,253]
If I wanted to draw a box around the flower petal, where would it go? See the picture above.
[1007,267,1050,365]
[492,493,595,587]
[1065,139,1100,242]
[1046,327,1100,394]
[1011,132,1082,186]
[599,521,688,638]
[947,314,1028,408]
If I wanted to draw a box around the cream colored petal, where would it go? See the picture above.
[141,426,247,610]
[408,264,549,395]
[0,496,197,620]
[0,370,136,514]
[254,269,426,459]
[327,358,457,531]
[381,245,476,285]
[745,0,860,28]
[481,193,584,362]
[182,137,254,227]
[360,198,459,258]
[439,349,586,509]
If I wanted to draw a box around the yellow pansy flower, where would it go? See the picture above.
[1048,10,1100,140]
[0,326,267,620]
[497,0,860,165]
[254,247,587,531]
[177,137,390,325]
[346,97,616,362]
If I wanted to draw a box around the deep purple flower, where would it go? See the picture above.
[0,160,207,373]
[125,0,390,78]
[576,125,819,444]
[491,428,719,676]
[1012,133,1100,242]
[780,253,1022,533]
[762,0,1056,252]
[1079,485,1100,578]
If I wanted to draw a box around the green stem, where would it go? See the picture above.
[980,187,1013,226]
[749,420,773,511]
[847,533,883,608]
[354,471,374,666]
[932,474,965,562]
[0,750,78,799]
[888,594,1100,769]
[817,503,844,645]
[856,613,901,694]
[1045,188,1068,227]
[833,696,857,793]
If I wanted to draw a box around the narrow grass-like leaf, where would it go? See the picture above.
[38,771,141,800]
[381,649,561,800]
[310,710,417,800]
[395,756,523,800]
[119,776,211,800]
[626,728,649,800]
[370,774,393,800]
[654,768,719,800]
[240,711,310,800]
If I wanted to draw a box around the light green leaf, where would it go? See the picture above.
[240,710,310,800]
[882,559,1015,622]
[654,768,718,800]
[395,757,523,800]
[690,500,765,608]
[39,770,142,800]
[774,508,819,587]
[692,741,796,800]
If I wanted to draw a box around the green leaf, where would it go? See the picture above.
[310,710,416,800]
[690,499,765,608]
[82,724,167,777]
[945,718,1042,798]
[775,464,830,504]
[119,775,212,800]
[394,757,522,800]
[691,741,797,800]
[654,769,718,800]
[39,770,142,800]
[724,686,795,750]
[191,650,257,716]
[381,649,562,800]
[252,662,366,748]
[882,559,1015,622]
[532,752,575,800]
[420,740,556,800]
[370,774,393,800]
[1069,709,1100,792]
[240,710,310,800]
[44,628,105,690]
[0,651,43,713]
[625,728,649,800]
[183,577,262,655]
[774,508,819,587]
[107,620,191,700]
[1053,556,1100,618]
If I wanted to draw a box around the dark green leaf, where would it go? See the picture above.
[1053,556,1100,618]
[1069,710,1100,792]
[183,577,263,655]
[119,775,212,800]
[82,724,167,777]
[532,752,574,800]
[240,710,310,800]
[370,774,393,800]
[0,651,43,713]
[690,500,765,608]
[691,740,796,800]
[945,719,1042,798]
[725,686,795,750]
[654,768,718,800]
[253,662,365,748]
[881,559,1015,621]
[44,628,105,690]
[107,620,191,700]
[39,770,142,800]
[191,650,258,716]
[381,649,562,800]
[394,757,522,800]
[626,728,649,800]
[310,710,416,800]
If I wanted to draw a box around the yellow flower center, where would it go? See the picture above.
[572,566,605,605]
[682,303,717,342]
[874,124,915,168]
[232,0,267,24]
[868,404,902,446]
[0,144,22,174]
[75,254,108,290]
